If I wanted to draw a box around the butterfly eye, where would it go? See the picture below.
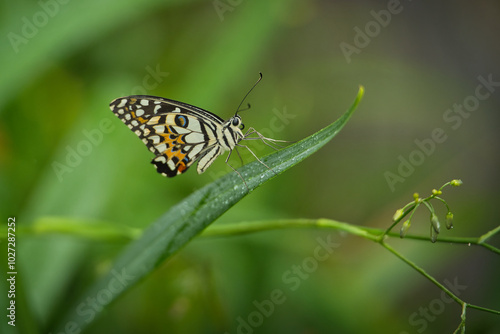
[232,117,240,127]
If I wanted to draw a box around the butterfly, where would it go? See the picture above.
[109,74,286,185]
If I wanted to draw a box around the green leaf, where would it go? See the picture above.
[53,86,364,332]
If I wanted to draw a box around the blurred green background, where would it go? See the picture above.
[1,0,499,333]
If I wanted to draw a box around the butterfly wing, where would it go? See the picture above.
[110,95,224,177]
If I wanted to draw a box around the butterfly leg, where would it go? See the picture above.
[243,127,292,150]
[225,149,249,191]
[234,146,245,166]
[236,143,278,177]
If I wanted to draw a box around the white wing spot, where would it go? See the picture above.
[154,105,162,113]
[156,143,167,152]
[171,126,190,134]
[187,119,201,132]
[184,133,204,144]
[190,144,203,157]
[125,113,131,120]
[118,99,127,107]
[136,109,145,117]
[140,100,149,106]
[154,125,165,133]
[150,135,161,144]
[131,120,139,127]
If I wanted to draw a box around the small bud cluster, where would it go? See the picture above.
[392,179,461,243]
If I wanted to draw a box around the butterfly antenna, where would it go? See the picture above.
[235,72,263,116]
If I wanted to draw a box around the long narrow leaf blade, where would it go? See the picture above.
[54,86,364,332]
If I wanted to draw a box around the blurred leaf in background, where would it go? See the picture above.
[1,0,499,333]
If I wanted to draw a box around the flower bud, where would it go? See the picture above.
[432,189,442,196]
[430,224,438,243]
[446,212,454,229]
[450,179,463,187]
[393,209,404,222]
[430,213,440,233]
[400,220,411,238]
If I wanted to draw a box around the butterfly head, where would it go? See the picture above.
[231,115,245,130]
[227,115,245,141]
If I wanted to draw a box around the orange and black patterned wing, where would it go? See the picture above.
[110,95,223,177]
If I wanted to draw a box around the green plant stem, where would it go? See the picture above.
[203,219,500,255]
[7,216,142,241]
[453,303,466,334]
[15,217,500,255]
[202,219,379,241]
[380,241,462,303]
[478,225,500,244]
[466,303,500,315]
